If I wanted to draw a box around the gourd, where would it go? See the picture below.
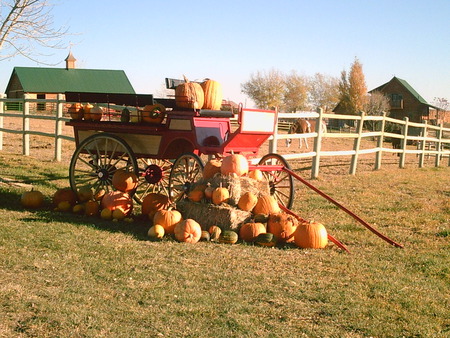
[52,188,78,207]
[218,230,239,244]
[212,185,229,205]
[294,221,328,249]
[267,212,298,243]
[121,108,130,122]
[141,193,170,219]
[82,103,94,120]
[201,79,223,110]
[112,169,138,193]
[84,200,100,216]
[148,224,165,239]
[68,103,83,120]
[100,190,133,216]
[153,209,183,234]
[220,154,249,177]
[208,225,222,241]
[175,75,204,109]
[174,219,202,243]
[200,230,211,241]
[204,183,215,199]
[239,222,266,242]
[100,208,112,220]
[141,103,166,124]
[254,233,277,247]
[21,189,45,209]
[237,191,258,211]
[202,159,222,179]
[253,195,280,215]
[89,104,103,121]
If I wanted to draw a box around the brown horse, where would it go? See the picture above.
[286,119,327,149]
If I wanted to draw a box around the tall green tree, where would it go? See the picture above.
[241,69,285,110]
[339,58,367,114]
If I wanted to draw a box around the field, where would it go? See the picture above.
[0,130,449,337]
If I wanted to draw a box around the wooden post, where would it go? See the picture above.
[375,111,386,170]
[23,94,31,156]
[0,93,5,151]
[269,106,278,154]
[54,94,64,161]
[350,111,365,175]
[435,122,443,167]
[418,121,428,168]
[399,117,409,168]
[311,107,324,179]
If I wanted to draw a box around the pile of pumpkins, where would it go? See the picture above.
[68,103,104,121]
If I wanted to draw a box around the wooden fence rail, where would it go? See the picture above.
[1,96,449,178]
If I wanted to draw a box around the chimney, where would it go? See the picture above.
[65,51,76,69]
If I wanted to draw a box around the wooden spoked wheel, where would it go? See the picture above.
[168,153,204,202]
[69,133,138,199]
[258,153,294,209]
[134,158,173,204]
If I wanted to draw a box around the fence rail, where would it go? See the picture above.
[1,96,449,178]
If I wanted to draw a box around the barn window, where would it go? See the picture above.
[390,94,403,109]
[37,94,46,111]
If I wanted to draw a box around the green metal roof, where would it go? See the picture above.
[370,76,428,105]
[7,67,135,94]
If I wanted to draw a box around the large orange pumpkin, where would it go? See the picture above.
[101,191,133,215]
[141,104,166,124]
[141,193,170,219]
[267,213,298,243]
[253,195,280,215]
[239,222,266,242]
[294,221,328,249]
[112,169,138,192]
[202,159,222,179]
[237,191,258,212]
[220,154,249,177]
[175,76,204,109]
[174,219,202,243]
[52,188,78,207]
[201,79,223,110]
[153,209,183,234]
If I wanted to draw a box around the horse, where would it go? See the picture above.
[286,119,327,149]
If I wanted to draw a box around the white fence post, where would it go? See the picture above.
[399,117,409,168]
[269,107,278,154]
[375,112,387,170]
[0,94,5,151]
[350,111,365,175]
[418,121,428,168]
[435,122,443,167]
[311,107,324,179]
[23,94,31,156]
[54,94,65,161]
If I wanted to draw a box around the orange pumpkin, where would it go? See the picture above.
[239,222,266,242]
[175,76,204,109]
[84,200,100,216]
[248,169,265,181]
[188,189,204,202]
[208,225,222,241]
[294,221,328,249]
[202,159,222,179]
[212,186,229,205]
[21,189,45,209]
[237,191,258,211]
[153,209,183,234]
[82,103,94,120]
[201,79,223,110]
[141,104,166,124]
[141,193,170,219]
[267,213,298,243]
[220,154,249,177]
[174,219,202,243]
[68,103,83,120]
[112,169,138,192]
[52,188,78,207]
[253,195,280,215]
[101,191,133,215]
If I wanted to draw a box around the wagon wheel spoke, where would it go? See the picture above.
[168,153,204,203]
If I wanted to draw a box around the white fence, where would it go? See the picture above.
[1,96,449,178]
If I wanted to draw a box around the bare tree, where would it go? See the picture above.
[0,0,69,63]
[284,70,308,112]
[241,68,285,110]
[363,91,390,131]
[308,72,340,112]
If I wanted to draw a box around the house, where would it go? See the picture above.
[4,52,135,110]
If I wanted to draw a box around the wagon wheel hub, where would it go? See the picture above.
[143,164,164,184]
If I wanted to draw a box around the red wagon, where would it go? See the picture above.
[65,91,295,208]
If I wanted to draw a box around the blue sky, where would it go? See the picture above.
[0,0,448,107]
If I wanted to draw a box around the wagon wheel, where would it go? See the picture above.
[168,153,204,202]
[69,133,138,198]
[258,153,294,209]
[134,158,173,203]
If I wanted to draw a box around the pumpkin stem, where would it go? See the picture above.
[183,74,189,83]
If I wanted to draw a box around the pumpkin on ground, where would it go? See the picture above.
[141,193,170,220]
[220,154,249,177]
[141,104,166,124]
[218,230,239,244]
[237,191,258,212]
[112,169,138,193]
[267,213,298,243]
[208,225,222,241]
[84,200,100,216]
[239,222,266,242]
[202,159,222,179]
[148,224,165,239]
[212,186,229,205]
[52,188,78,207]
[175,76,204,110]
[200,79,223,110]
[294,221,328,249]
[174,219,202,243]
[77,186,93,203]
[252,195,280,215]
[200,230,211,241]
[254,233,277,247]
[101,191,133,216]
[21,189,45,209]
[153,209,183,234]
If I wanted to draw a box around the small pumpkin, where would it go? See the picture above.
[294,221,328,249]
[248,169,265,181]
[112,208,126,220]
[203,159,222,179]
[148,224,165,240]
[200,230,211,242]
[218,230,239,244]
[72,204,85,214]
[21,189,45,209]
[84,200,100,217]
[174,219,202,243]
[100,208,112,220]
[82,103,94,120]
[175,75,205,109]
[239,222,266,242]
[208,225,222,241]
[220,154,249,177]
[141,193,170,220]
[237,191,258,212]
[101,190,133,216]
[112,169,138,193]
[201,79,223,110]
[204,183,215,199]
[89,104,103,121]
[68,103,83,120]
[188,189,204,202]
[153,208,183,234]
[267,212,298,243]
[141,103,166,124]
[254,233,277,247]
[212,185,229,205]
[253,195,280,215]
[52,188,78,207]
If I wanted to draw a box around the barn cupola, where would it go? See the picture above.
[65,51,76,69]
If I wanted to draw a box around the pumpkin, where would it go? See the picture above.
[212,186,229,205]
[237,191,258,211]
[68,103,83,120]
[84,200,100,216]
[89,104,103,121]
[21,189,45,209]
[141,193,170,220]
[82,103,94,120]
[218,230,239,244]
[294,221,328,249]
[220,154,249,177]
[253,195,280,215]
[203,159,222,179]
[72,204,85,214]
[52,188,78,207]
[201,79,223,110]
[239,222,266,242]
[254,233,277,247]
[112,208,126,220]
[141,103,166,124]
[204,183,215,199]
[200,230,211,241]
[208,225,222,241]
[77,186,93,203]
[94,188,106,201]
[112,169,138,192]
[174,219,202,243]
[267,213,298,243]
[57,201,72,212]
[121,108,131,122]
[101,190,133,216]
[100,208,112,220]
[153,208,183,234]
[175,75,204,109]
[188,189,204,202]
[148,224,165,240]
[248,169,264,181]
